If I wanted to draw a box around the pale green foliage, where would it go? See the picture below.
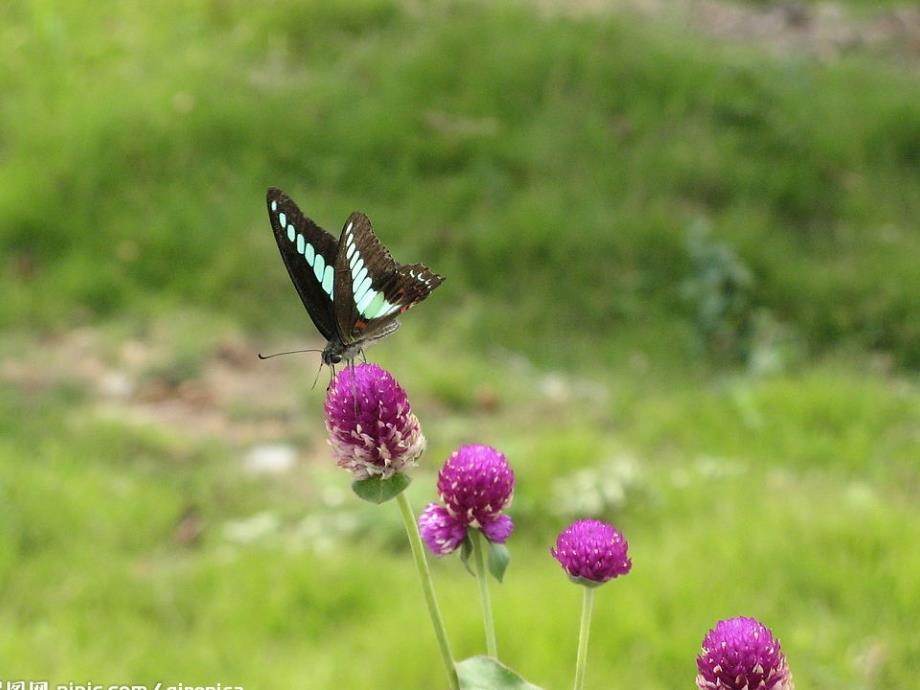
[1,1,919,688]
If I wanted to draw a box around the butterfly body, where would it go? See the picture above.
[266,188,444,364]
[319,320,398,365]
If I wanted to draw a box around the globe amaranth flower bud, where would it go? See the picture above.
[551,519,631,586]
[696,617,794,690]
[419,444,515,555]
[418,503,467,555]
[437,444,515,527]
[324,363,425,480]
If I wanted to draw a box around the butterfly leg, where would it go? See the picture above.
[311,359,325,391]
[347,357,359,416]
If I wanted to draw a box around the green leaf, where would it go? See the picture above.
[487,541,510,582]
[568,575,605,588]
[459,533,475,576]
[457,656,544,690]
[350,474,411,504]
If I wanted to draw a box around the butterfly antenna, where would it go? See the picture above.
[258,348,323,360]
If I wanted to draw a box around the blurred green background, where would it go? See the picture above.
[2,0,919,687]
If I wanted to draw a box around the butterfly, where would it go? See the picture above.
[266,187,445,365]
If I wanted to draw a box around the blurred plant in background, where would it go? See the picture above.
[682,220,801,374]
[551,455,646,519]
[682,219,756,363]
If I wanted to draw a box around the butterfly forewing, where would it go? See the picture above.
[334,212,445,343]
[267,188,339,341]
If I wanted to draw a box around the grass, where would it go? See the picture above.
[1,327,918,687]
[3,0,920,688]
[3,0,920,364]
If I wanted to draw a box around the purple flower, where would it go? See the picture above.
[418,444,515,555]
[324,364,425,480]
[437,444,515,527]
[696,617,793,690]
[480,514,514,544]
[418,503,466,555]
[551,519,631,585]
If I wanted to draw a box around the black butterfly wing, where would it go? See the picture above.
[267,187,340,342]
[334,212,445,345]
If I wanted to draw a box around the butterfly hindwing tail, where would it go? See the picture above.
[389,263,445,312]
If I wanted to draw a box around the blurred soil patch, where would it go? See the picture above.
[0,326,317,446]
[537,0,920,63]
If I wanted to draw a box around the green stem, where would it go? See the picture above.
[472,529,498,658]
[573,586,595,690]
[396,491,459,690]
